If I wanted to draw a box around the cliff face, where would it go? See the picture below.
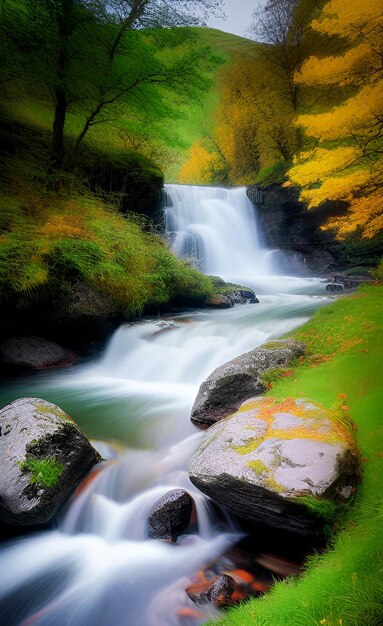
[247,184,345,274]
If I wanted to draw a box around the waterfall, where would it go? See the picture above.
[165,184,274,280]
[0,185,330,626]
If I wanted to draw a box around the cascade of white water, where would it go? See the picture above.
[0,185,330,626]
[165,184,274,280]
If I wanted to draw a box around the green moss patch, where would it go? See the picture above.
[299,496,341,522]
[233,438,262,455]
[19,455,64,489]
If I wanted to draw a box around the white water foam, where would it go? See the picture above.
[0,184,331,626]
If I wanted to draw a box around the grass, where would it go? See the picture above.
[0,181,213,314]
[19,455,64,489]
[208,285,383,626]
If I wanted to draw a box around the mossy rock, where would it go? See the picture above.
[206,279,258,308]
[0,398,101,526]
[188,397,360,536]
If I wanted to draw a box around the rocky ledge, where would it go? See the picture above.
[0,336,75,373]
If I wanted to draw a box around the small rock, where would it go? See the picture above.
[148,489,193,540]
[249,297,259,304]
[186,574,236,607]
[225,283,256,303]
[0,398,101,526]
[325,283,344,292]
[206,279,257,308]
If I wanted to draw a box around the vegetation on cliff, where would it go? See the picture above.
[288,0,383,239]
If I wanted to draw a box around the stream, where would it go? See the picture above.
[0,185,332,626]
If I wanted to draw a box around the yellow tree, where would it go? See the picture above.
[178,141,227,184]
[213,52,297,183]
[288,0,383,238]
[181,50,299,186]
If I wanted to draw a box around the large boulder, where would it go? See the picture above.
[189,397,360,536]
[0,336,74,372]
[191,339,306,428]
[0,398,101,526]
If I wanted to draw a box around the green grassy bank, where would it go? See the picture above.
[210,285,383,626]
[0,183,214,318]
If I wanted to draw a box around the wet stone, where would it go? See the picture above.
[0,397,101,526]
[186,574,236,607]
[147,489,193,541]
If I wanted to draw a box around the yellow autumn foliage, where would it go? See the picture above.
[178,48,299,186]
[295,43,373,85]
[288,0,383,239]
[289,147,359,186]
[312,0,383,39]
[300,169,372,206]
[324,191,383,238]
[298,83,383,141]
[178,141,224,185]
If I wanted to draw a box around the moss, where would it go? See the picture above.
[264,474,284,494]
[260,366,295,386]
[19,454,64,489]
[262,341,289,350]
[268,426,338,444]
[247,459,269,476]
[299,495,340,522]
[233,438,262,455]
[33,403,75,425]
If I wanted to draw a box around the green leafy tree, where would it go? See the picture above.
[0,0,224,171]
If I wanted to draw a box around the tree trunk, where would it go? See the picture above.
[49,0,74,172]
[50,86,67,171]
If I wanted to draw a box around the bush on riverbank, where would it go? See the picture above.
[211,285,383,626]
[0,181,213,317]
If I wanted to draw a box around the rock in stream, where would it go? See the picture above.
[189,396,360,536]
[0,397,101,526]
[191,339,306,428]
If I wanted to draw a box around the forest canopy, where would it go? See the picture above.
[179,0,383,241]
[288,0,383,239]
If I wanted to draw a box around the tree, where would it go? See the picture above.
[288,0,383,238]
[0,0,224,171]
[249,0,321,113]
[178,42,299,186]
[179,140,228,184]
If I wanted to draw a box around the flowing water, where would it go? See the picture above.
[0,185,331,626]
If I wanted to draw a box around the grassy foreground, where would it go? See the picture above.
[209,285,383,626]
